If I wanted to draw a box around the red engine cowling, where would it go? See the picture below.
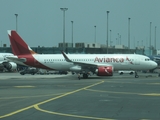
[96,66,113,76]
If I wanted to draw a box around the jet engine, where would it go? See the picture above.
[95,66,113,76]
[3,62,17,71]
[70,66,82,72]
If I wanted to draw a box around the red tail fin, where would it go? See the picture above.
[7,30,36,55]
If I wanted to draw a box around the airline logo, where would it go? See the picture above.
[94,57,124,63]
[94,56,134,64]
[103,67,111,73]
[126,57,133,64]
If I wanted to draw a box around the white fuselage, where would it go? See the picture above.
[29,54,157,71]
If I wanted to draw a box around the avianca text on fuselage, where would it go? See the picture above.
[94,57,124,63]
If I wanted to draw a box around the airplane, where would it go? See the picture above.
[7,30,157,78]
[0,53,17,72]
[148,55,160,66]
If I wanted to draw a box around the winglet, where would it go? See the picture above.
[61,51,72,62]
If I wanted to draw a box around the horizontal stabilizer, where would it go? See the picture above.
[6,56,26,62]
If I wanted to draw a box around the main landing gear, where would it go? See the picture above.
[77,73,88,80]
[83,73,88,79]
[135,71,139,78]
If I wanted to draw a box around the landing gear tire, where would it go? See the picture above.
[31,73,35,75]
[135,75,139,78]
[20,72,25,75]
[83,73,88,79]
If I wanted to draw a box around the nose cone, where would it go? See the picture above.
[151,61,158,69]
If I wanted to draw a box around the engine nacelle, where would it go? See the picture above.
[70,66,82,72]
[3,62,17,71]
[95,66,113,76]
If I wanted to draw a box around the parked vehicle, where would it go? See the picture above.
[19,67,38,75]
[118,70,135,75]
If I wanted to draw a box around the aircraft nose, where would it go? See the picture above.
[151,61,158,69]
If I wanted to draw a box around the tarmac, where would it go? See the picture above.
[0,72,160,120]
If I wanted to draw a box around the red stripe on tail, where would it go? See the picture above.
[8,30,36,55]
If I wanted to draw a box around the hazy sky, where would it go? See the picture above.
[0,0,160,49]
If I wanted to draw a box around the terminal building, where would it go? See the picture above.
[0,42,157,56]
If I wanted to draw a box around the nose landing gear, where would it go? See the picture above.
[135,71,139,78]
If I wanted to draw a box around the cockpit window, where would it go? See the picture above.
[145,58,150,61]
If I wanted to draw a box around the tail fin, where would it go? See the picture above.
[7,30,37,55]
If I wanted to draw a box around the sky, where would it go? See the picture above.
[0,0,160,49]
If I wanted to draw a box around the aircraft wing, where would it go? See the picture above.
[61,51,112,68]
[153,56,160,60]
[70,61,112,67]
[6,56,26,62]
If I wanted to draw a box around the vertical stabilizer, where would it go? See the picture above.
[7,30,36,55]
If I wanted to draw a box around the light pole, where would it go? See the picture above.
[106,11,109,53]
[94,25,96,43]
[116,38,118,44]
[117,33,119,44]
[15,14,18,32]
[128,18,131,49]
[60,8,68,51]
[120,35,121,45]
[150,22,152,55]
[71,21,73,48]
[110,30,112,46]
[155,26,157,50]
